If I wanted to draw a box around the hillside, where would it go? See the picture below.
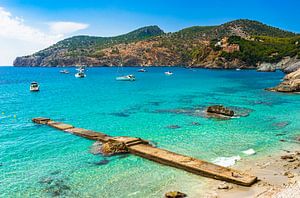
[13,19,300,69]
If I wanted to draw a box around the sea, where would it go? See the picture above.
[0,67,299,197]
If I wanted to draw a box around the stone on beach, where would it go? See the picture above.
[165,191,187,198]
[217,182,233,190]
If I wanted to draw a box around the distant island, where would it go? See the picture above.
[13,19,300,73]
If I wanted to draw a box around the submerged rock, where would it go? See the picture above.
[272,121,290,129]
[94,159,110,165]
[166,125,181,129]
[267,68,300,93]
[207,105,234,117]
[155,105,251,120]
[165,191,187,198]
[190,121,201,126]
[110,112,130,117]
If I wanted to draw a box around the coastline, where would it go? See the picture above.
[170,141,300,198]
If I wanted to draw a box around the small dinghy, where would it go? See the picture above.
[60,69,69,74]
[30,82,39,92]
[138,68,146,72]
[164,71,173,76]
[116,74,136,81]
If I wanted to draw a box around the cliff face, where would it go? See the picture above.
[13,19,300,68]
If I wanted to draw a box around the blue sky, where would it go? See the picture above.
[0,0,300,65]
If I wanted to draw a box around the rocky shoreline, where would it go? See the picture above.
[267,68,300,93]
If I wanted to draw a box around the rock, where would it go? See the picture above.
[165,191,187,198]
[166,125,181,129]
[281,154,295,160]
[257,62,276,72]
[282,61,300,73]
[190,122,201,126]
[207,105,234,117]
[272,121,290,129]
[94,159,110,165]
[284,171,294,178]
[218,182,233,190]
[267,68,300,93]
[100,140,128,156]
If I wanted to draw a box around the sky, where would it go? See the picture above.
[1,0,300,65]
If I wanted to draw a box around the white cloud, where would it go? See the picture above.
[49,21,89,35]
[0,7,89,65]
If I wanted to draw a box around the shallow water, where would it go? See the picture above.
[0,67,299,197]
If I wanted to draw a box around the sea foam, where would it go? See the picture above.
[242,148,256,155]
[212,156,241,167]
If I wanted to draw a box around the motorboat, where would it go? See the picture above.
[60,69,69,74]
[75,67,86,78]
[30,82,39,92]
[164,71,173,76]
[236,68,241,71]
[116,74,136,81]
[138,68,146,72]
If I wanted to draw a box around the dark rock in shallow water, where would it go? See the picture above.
[50,170,61,175]
[275,133,286,136]
[94,159,109,165]
[148,101,162,106]
[165,191,187,198]
[190,122,201,126]
[117,154,130,159]
[155,105,251,120]
[90,141,103,155]
[110,112,130,117]
[39,177,53,185]
[40,177,71,197]
[207,105,234,117]
[166,125,181,129]
[272,121,290,129]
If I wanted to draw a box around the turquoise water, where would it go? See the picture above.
[0,67,299,197]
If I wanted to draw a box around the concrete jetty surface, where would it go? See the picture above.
[32,117,257,186]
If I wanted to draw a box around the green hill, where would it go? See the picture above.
[14,19,299,68]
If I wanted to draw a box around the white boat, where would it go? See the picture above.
[236,68,241,71]
[30,82,39,92]
[75,67,86,78]
[60,69,69,74]
[164,71,173,76]
[138,68,146,72]
[116,74,136,81]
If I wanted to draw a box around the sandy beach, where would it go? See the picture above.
[191,142,300,198]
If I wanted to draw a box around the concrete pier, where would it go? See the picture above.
[32,117,257,186]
